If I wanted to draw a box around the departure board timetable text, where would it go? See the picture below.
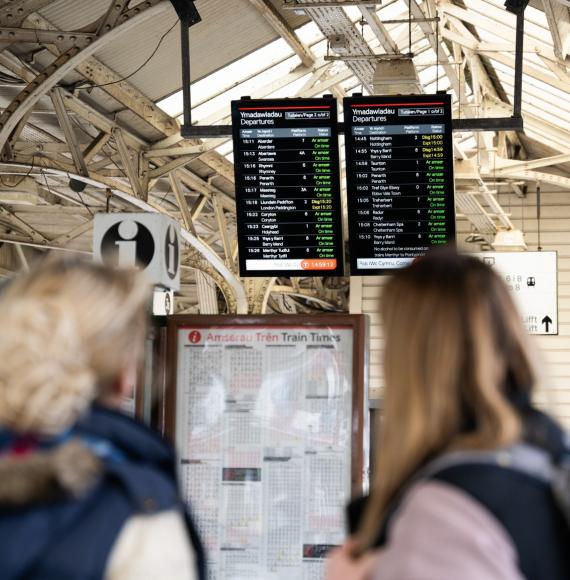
[232,98,344,277]
[344,94,456,275]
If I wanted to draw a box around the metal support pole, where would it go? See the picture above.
[513,10,525,118]
[180,17,192,128]
[536,181,542,251]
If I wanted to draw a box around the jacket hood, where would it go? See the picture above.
[0,440,101,506]
[0,405,185,580]
[0,405,175,507]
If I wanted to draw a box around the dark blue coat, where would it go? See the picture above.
[0,405,206,580]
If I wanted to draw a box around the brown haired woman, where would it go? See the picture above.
[0,256,205,580]
[327,249,570,580]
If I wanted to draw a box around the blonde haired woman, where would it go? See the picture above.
[0,257,205,580]
[327,249,570,580]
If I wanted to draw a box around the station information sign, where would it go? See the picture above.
[344,94,456,275]
[232,98,344,277]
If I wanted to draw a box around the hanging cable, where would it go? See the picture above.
[536,181,542,251]
[360,18,365,94]
[75,19,178,91]
[435,14,440,93]
[408,1,412,55]
[0,156,35,188]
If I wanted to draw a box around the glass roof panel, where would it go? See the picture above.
[154,0,570,182]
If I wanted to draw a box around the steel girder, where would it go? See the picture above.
[0,161,249,313]
[0,0,170,154]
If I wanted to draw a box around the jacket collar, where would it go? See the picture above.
[73,404,176,474]
[0,405,175,507]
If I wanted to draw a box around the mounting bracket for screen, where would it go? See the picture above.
[169,1,201,137]
[176,1,525,139]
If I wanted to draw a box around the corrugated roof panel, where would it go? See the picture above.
[39,0,109,30]
[64,0,287,103]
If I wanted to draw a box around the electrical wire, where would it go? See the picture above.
[435,14,439,93]
[0,156,35,188]
[76,19,178,91]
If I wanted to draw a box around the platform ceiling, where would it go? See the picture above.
[0,0,569,313]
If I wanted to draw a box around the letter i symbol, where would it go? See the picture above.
[167,226,176,276]
[116,220,138,267]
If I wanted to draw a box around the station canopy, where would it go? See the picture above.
[0,0,568,313]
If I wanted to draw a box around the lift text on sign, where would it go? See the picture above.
[473,251,558,335]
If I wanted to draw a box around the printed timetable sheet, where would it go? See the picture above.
[175,325,355,580]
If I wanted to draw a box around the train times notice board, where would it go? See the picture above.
[166,316,366,580]
[344,94,456,274]
[231,98,344,277]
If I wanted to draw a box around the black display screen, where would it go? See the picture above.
[232,98,344,277]
[344,94,456,275]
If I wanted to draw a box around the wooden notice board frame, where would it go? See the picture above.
[164,314,367,578]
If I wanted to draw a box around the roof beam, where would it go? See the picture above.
[0,235,90,254]
[145,144,208,158]
[51,218,94,246]
[485,96,570,152]
[493,153,570,175]
[0,204,48,243]
[212,192,233,269]
[84,131,111,165]
[441,2,558,61]
[0,26,96,47]
[0,160,248,313]
[151,60,337,150]
[247,0,313,67]
[169,171,196,235]
[359,5,400,54]
[14,243,29,271]
[440,5,525,153]
[50,87,89,177]
[149,155,201,179]
[14,141,71,154]
[402,0,461,97]
[0,50,234,215]
[113,128,146,201]
[481,167,570,190]
[541,0,570,61]
[97,0,130,35]
[0,1,169,155]
[24,12,236,184]
[0,0,56,26]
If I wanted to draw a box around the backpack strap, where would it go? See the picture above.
[417,444,553,484]
[416,444,570,531]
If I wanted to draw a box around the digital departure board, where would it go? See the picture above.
[232,98,344,277]
[344,94,455,275]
